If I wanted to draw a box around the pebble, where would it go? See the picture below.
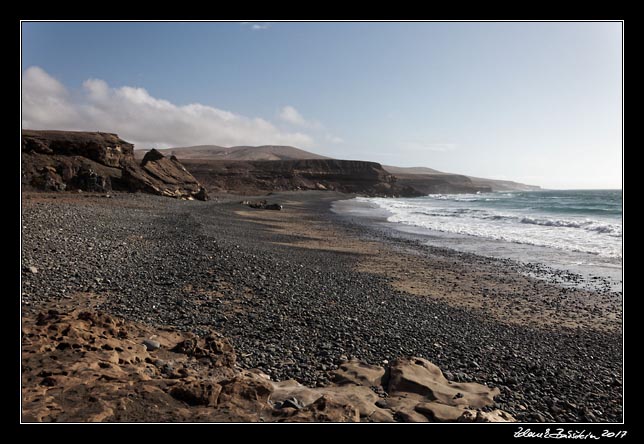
[20,192,624,423]
[143,339,161,351]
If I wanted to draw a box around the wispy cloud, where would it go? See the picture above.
[241,22,271,31]
[278,105,323,130]
[21,66,313,149]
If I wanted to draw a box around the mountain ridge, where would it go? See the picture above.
[135,145,540,192]
[382,165,541,192]
[135,145,329,162]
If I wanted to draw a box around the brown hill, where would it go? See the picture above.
[465,176,541,192]
[390,173,492,195]
[383,165,540,193]
[383,165,443,175]
[138,146,537,194]
[134,145,330,161]
[24,131,538,196]
[155,146,539,193]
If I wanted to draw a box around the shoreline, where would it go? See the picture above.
[21,190,623,422]
[331,196,623,293]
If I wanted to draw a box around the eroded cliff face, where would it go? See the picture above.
[21,130,208,200]
[393,173,492,195]
[22,130,134,168]
[121,150,208,200]
[182,159,423,197]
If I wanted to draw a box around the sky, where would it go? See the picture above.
[21,21,622,189]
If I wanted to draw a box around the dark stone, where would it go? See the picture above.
[241,200,282,210]
[194,187,209,201]
[141,148,165,164]
[143,339,161,351]
[279,397,303,410]
[73,166,111,192]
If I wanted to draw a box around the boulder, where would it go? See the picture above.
[169,381,222,407]
[122,149,208,200]
[275,396,360,422]
[72,166,112,192]
[217,372,274,411]
[387,357,499,409]
[240,200,282,210]
[332,358,386,387]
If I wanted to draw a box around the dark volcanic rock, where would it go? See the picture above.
[241,200,283,210]
[22,151,124,192]
[22,130,133,167]
[22,130,208,200]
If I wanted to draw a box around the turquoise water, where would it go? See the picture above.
[334,190,623,290]
[359,190,622,259]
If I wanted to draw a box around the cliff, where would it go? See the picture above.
[143,145,539,195]
[383,165,540,193]
[466,176,542,192]
[392,173,492,195]
[181,158,422,197]
[21,130,208,200]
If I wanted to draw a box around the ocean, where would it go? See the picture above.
[332,190,623,291]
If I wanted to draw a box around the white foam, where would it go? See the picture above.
[358,196,623,259]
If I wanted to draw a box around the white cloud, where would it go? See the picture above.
[278,105,322,129]
[279,105,306,126]
[21,66,314,149]
[21,66,80,127]
[325,134,345,144]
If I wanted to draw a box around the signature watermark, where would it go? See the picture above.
[514,427,628,440]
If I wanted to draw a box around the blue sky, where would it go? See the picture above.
[21,21,622,189]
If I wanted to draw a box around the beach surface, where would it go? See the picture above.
[21,191,623,422]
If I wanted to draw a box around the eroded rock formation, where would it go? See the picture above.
[22,130,208,200]
[22,305,514,423]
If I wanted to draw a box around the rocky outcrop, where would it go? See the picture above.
[182,159,422,197]
[121,150,208,200]
[22,305,515,423]
[22,130,134,167]
[22,130,208,200]
[271,357,514,422]
[21,153,121,192]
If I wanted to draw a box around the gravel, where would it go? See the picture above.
[21,192,623,422]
